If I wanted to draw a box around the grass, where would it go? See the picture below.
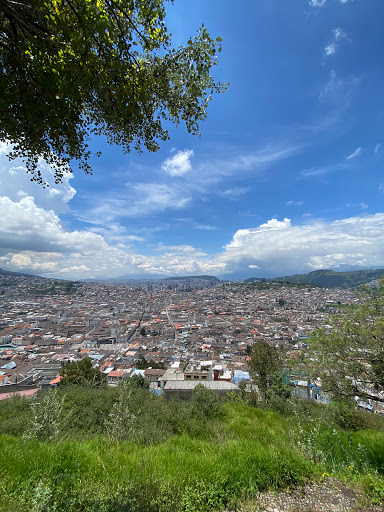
[1,390,384,511]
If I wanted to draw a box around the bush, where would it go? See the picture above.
[191,384,221,420]
[325,400,384,431]
[0,395,31,436]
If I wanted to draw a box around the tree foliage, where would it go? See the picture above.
[59,357,107,387]
[0,0,227,184]
[191,383,221,419]
[308,280,384,403]
[248,340,284,399]
[25,388,64,440]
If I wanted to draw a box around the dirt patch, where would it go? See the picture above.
[238,477,384,512]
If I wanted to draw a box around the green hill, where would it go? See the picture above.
[245,269,384,289]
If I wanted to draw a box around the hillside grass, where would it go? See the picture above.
[1,388,384,512]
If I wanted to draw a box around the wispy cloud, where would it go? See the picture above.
[285,200,304,207]
[324,43,336,56]
[333,28,347,41]
[319,70,338,97]
[310,0,350,7]
[360,202,368,209]
[195,224,218,231]
[346,147,362,160]
[375,144,381,153]
[300,166,331,177]
[220,186,252,200]
[324,28,348,57]
[161,149,194,176]
[174,217,218,231]
[195,145,298,186]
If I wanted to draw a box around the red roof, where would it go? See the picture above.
[108,370,125,378]
[0,389,39,400]
[50,375,63,385]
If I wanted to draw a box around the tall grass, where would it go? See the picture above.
[1,390,384,511]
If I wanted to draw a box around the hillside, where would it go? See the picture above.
[0,267,40,278]
[1,384,384,511]
[245,269,384,289]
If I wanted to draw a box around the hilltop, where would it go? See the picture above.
[245,268,384,289]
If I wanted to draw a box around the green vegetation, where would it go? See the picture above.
[245,268,384,289]
[135,355,165,370]
[0,0,226,184]
[1,383,384,511]
[32,280,82,295]
[248,340,286,400]
[59,357,107,387]
[308,279,384,402]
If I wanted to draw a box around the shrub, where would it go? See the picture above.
[191,384,221,420]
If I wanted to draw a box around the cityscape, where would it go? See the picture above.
[0,272,358,401]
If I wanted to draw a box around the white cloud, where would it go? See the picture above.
[80,183,192,223]
[346,147,362,160]
[161,149,194,176]
[333,28,347,41]
[285,200,304,207]
[2,195,384,279]
[300,164,337,177]
[173,218,218,231]
[220,187,252,200]
[319,70,337,97]
[325,43,336,56]
[128,183,191,215]
[309,0,326,6]
[219,214,384,275]
[77,144,297,224]
[324,28,348,58]
[195,224,218,231]
[360,203,368,209]
[0,142,75,214]
[375,144,381,153]
[0,195,224,278]
[193,144,298,186]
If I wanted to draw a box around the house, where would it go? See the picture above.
[0,375,10,386]
[144,368,166,387]
[163,380,238,399]
[107,370,127,385]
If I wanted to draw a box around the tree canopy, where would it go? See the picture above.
[248,340,285,400]
[308,280,384,403]
[59,357,107,386]
[0,0,226,184]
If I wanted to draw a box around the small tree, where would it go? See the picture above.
[25,389,64,440]
[59,357,106,387]
[191,383,220,419]
[307,280,384,403]
[264,371,292,401]
[248,341,284,400]
[106,384,136,442]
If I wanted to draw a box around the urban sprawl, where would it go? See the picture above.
[1,273,364,405]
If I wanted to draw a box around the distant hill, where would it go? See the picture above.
[245,269,384,289]
[99,274,221,287]
[0,267,40,279]
[162,275,220,283]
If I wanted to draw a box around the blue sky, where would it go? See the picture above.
[1,0,384,280]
